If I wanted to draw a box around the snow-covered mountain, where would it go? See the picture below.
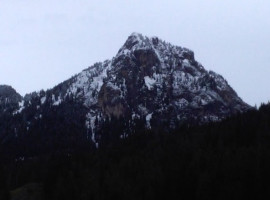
[0,33,251,148]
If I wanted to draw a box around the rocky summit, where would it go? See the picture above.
[0,33,250,148]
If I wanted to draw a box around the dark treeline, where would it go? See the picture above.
[1,103,270,199]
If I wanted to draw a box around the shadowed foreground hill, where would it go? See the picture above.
[0,103,270,200]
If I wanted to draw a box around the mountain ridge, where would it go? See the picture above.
[0,33,251,148]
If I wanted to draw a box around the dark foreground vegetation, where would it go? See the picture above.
[1,103,270,200]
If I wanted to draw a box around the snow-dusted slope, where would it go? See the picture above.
[0,33,251,147]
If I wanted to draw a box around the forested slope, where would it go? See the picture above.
[1,103,270,200]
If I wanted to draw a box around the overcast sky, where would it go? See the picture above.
[1,0,270,106]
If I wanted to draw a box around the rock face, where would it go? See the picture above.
[0,33,251,148]
[89,33,250,134]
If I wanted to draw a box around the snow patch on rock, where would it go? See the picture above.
[144,76,156,90]
[146,113,153,129]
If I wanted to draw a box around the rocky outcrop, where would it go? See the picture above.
[95,33,250,125]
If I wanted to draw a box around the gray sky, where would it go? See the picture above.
[1,0,270,106]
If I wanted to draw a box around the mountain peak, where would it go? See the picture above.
[128,32,159,43]
[117,33,195,62]
[0,33,251,148]
[130,32,143,38]
[117,32,147,54]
